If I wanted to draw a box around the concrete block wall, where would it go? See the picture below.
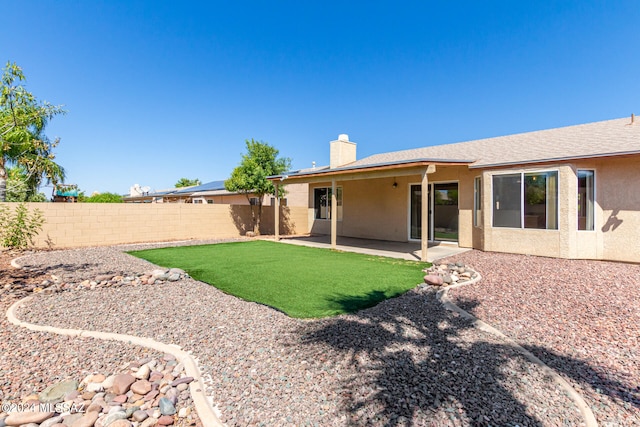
[0,203,308,249]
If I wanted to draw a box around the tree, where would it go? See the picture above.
[5,165,48,202]
[0,62,66,202]
[175,177,201,188]
[225,139,291,234]
[83,192,123,203]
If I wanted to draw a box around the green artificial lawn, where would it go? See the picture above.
[128,240,429,318]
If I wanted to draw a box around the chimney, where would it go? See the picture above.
[330,134,357,168]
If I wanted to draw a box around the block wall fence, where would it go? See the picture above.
[0,203,308,249]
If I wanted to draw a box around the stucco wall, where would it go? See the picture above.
[481,164,573,258]
[0,203,308,249]
[307,165,476,246]
[479,157,640,263]
[300,155,640,263]
[279,183,309,207]
[592,156,640,262]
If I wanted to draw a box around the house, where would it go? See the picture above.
[269,115,640,263]
[124,180,309,206]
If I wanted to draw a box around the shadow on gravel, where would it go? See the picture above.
[452,298,640,417]
[300,289,572,426]
[522,345,640,412]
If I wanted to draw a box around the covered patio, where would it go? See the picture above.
[279,235,470,262]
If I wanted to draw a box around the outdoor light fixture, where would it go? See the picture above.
[392,181,398,189]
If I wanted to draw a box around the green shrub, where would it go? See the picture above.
[0,203,45,250]
[83,192,123,203]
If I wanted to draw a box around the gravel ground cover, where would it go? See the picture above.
[442,250,640,427]
[0,250,202,426]
[8,242,589,426]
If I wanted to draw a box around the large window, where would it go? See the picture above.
[474,176,482,227]
[493,174,522,228]
[492,171,558,229]
[314,187,342,220]
[578,170,594,230]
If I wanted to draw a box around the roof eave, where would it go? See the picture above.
[269,158,474,181]
[471,149,640,169]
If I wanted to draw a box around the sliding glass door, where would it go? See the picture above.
[410,185,429,240]
[410,182,459,242]
[433,183,459,241]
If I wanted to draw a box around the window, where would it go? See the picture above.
[493,174,521,228]
[249,197,259,205]
[578,170,594,230]
[314,187,342,220]
[474,177,482,227]
[270,197,288,206]
[207,200,214,204]
[192,198,204,204]
[492,171,558,229]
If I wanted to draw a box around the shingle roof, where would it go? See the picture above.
[347,117,639,170]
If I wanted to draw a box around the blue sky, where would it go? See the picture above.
[2,1,638,195]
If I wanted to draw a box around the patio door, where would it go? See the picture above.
[410,182,459,242]
[410,185,430,240]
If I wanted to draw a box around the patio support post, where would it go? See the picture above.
[331,179,337,250]
[421,168,429,262]
[274,183,280,241]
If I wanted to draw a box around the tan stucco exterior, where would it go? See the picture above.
[476,157,640,262]
[298,154,640,263]
[306,165,477,246]
[589,156,640,262]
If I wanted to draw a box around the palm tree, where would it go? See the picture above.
[0,62,66,201]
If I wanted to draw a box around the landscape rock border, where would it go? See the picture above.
[6,250,598,426]
[434,267,598,427]
[6,255,225,427]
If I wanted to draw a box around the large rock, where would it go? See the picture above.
[134,364,151,380]
[69,411,99,427]
[170,376,193,387]
[111,374,136,395]
[100,411,127,426]
[4,412,54,426]
[131,380,152,395]
[132,410,149,422]
[140,417,159,427]
[150,269,169,280]
[158,397,176,415]
[38,380,79,404]
[157,415,175,425]
[423,275,443,286]
[40,415,64,427]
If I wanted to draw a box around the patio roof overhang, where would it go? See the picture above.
[269,158,473,262]
[268,158,474,184]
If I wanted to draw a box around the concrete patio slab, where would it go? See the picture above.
[279,235,471,262]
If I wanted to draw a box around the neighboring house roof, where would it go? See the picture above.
[174,180,226,194]
[349,116,640,170]
[150,188,182,196]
